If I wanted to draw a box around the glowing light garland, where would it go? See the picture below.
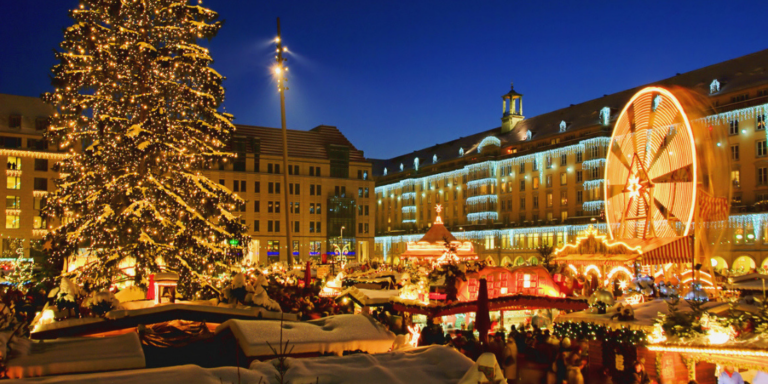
[583,201,604,212]
[646,345,768,358]
[582,158,605,170]
[466,195,497,204]
[583,179,604,190]
[466,177,497,187]
[478,136,501,153]
[467,212,498,222]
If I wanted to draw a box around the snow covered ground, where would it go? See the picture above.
[215,314,395,357]
[250,345,474,384]
[5,364,268,384]
[5,332,145,379]
[3,346,473,384]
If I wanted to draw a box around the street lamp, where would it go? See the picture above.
[275,18,293,266]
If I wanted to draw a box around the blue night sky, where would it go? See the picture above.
[1,1,766,159]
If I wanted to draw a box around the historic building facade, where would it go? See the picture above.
[0,94,374,264]
[373,49,768,274]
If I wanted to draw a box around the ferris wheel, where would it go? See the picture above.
[604,87,697,240]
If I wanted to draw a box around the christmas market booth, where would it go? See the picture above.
[554,297,768,384]
[553,225,701,291]
[398,206,478,266]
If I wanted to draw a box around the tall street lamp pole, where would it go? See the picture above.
[275,18,293,266]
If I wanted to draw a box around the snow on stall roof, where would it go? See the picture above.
[5,364,269,384]
[107,302,295,321]
[250,345,474,384]
[5,332,145,379]
[215,314,395,357]
[555,299,732,331]
[338,287,400,306]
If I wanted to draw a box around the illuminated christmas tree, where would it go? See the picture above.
[42,0,248,298]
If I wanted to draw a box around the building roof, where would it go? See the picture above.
[234,124,368,162]
[371,48,768,177]
[418,222,457,243]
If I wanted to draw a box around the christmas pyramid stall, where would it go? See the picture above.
[398,204,478,265]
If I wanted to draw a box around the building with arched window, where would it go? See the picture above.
[373,49,768,271]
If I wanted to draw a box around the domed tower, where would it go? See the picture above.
[501,82,524,133]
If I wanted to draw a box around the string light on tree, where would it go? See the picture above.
[42,0,249,298]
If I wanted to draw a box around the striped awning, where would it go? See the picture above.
[638,236,693,265]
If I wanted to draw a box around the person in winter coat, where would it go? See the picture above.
[718,366,744,384]
[502,337,518,383]
[629,360,651,384]
[566,355,586,384]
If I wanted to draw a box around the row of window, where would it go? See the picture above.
[6,116,48,131]
[730,140,768,160]
[5,157,49,171]
[251,220,326,234]
[6,177,47,191]
[728,115,767,135]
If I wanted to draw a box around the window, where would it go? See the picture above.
[275,221,281,232]
[309,222,315,233]
[5,215,19,229]
[294,221,300,233]
[316,222,322,232]
[275,164,280,174]
[294,202,299,214]
[576,151,583,163]
[560,172,567,185]
[329,145,350,178]
[33,196,46,210]
[6,196,20,209]
[591,168,599,179]
[357,170,363,179]
[731,145,740,161]
[268,182,274,193]
[253,220,260,232]
[560,154,567,166]
[275,202,280,213]
[234,181,240,192]
[546,193,553,207]
[577,171,583,183]
[268,240,280,254]
[520,197,525,210]
[6,177,20,190]
[254,181,260,193]
[7,157,20,170]
[533,177,539,190]
[8,115,21,129]
[268,164,273,173]
[519,163,525,173]
[533,196,539,209]
[268,202,274,213]
[358,187,363,197]
[35,118,48,131]
[546,155,552,169]
[561,211,568,221]
[532,159,539,171]
[730,120,739,135]
[310,203,315,214]
[365,205,369,215]
[310,185,315,195]
[732,170,740,188]
[758,140,767,157]
[560,191,567,205]
[577,190,583,203]
[275,183,280,193]
[317,185,322,196]
[33,215,46,229]
[758,114,766,131]
[268,221,273,232]
[316,203,322,214]
[365,188,369,198]
[219,179,225,186]
[546,175,552,188]
[519,180,525,191]
[254,201,260,212]
[759,167,768,186]
[315,167,321,177]
[358,222,363,233]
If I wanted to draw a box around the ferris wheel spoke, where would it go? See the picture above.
[646,124,681,171]
[610,140,633,171]
[651,164,694,184]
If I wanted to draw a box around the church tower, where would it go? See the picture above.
[501,83,524,133]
